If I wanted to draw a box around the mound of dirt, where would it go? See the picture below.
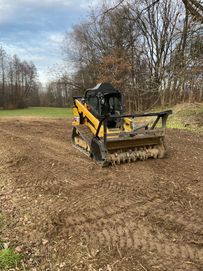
[0,117,202,271]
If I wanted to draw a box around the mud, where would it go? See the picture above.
[0,117,202,270]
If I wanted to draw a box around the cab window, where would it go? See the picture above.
[88,96,99,115]
[109,96,121,112]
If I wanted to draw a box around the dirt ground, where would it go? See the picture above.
[0,117,202,271]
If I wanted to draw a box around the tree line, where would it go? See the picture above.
[0,46,40,109]
[1,0,202,110]
[39,79,70,108]
[0,46,72,109]
[52,0,202,111]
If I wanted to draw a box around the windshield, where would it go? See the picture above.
[87,96,99,115]
[101,94,122,116]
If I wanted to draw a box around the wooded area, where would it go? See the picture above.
[0,0,202,110]
[57,0,203,111]
[0,47,40,109]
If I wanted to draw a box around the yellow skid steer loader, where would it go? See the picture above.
[72,83,172,166]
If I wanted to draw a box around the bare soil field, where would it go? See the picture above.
[0,117,203,271]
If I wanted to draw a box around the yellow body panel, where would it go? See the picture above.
[73,99,103,137]
[73,99,135,139]
[123,117,133,132]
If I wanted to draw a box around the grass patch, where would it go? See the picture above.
[176,103,203,116]
[149,103,203,133]
[0,103,202,133]
[136,103,203,133]
[0,107,72,118]
[0,215,22,269]
[0,248,21,269]
[167,103,203,133]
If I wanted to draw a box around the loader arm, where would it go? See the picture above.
[73,98,103,137]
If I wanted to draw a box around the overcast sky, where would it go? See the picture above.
[0,0,99,85]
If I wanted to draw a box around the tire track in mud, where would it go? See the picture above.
[47,178,149,212]
[49,177,158,214]
[1,119,203,270]
[148,212,203,236]
[12,173,202,245]
[49,202,203,261]
[47,180,203,262]
[6,136,202,249]
[95,179,203,236]
[3,124,203,237]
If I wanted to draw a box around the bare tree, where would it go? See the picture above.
[0,46,40,109]
[0,47,7,107]
[60,0,202,110]
[182,0,203,23]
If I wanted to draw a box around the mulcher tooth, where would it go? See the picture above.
[108,144,166,165]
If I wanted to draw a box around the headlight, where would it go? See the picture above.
[131,121,136,130]
[74,116,80,122]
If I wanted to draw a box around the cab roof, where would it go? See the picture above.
[85,83,120,98]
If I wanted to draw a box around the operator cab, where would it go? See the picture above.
[85,83,123,128]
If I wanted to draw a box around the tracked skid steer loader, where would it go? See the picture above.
[72,83,172,166]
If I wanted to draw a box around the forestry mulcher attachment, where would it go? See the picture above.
[72,83,172,166]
